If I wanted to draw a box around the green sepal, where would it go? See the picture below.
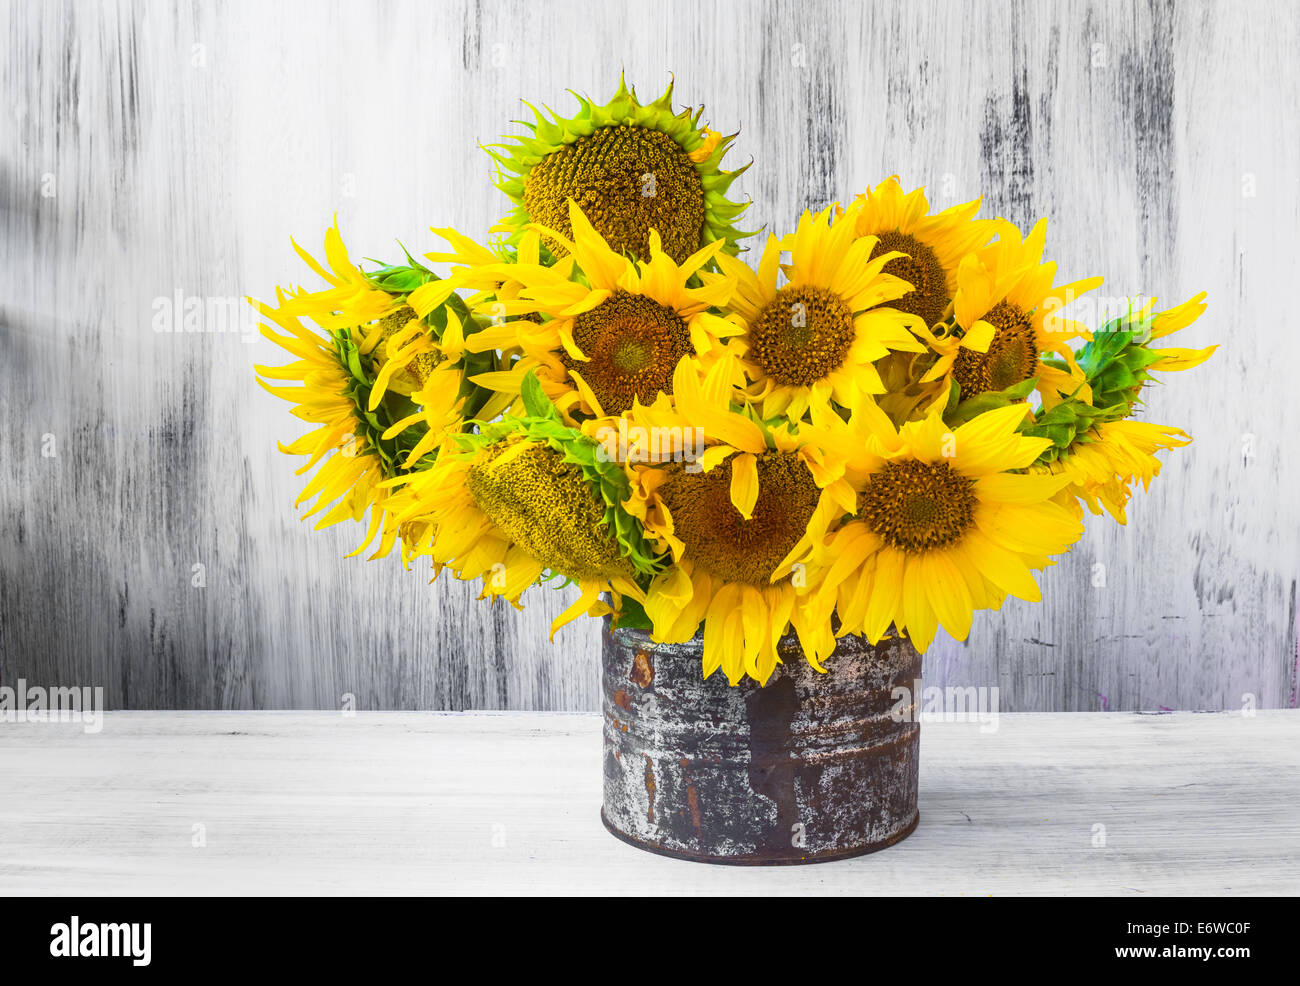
[536,569,576,590]
[610,595,655,631]
[363,249,435,295]
[944,377,1039,428]
[1027,302,1177,467]
[1071,307,1166,413]
[1021,398,1130,463]
[520,367,561,422]
[330,327,430,478]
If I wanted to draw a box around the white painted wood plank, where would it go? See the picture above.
[1,0,1296,710]
[0,711,1296,895]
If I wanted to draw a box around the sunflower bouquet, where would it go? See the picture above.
[254,79,1215,687]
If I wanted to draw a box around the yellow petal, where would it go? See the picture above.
[729,453,759,520]
[923,551,973,641]
[1151,345,1218,372]
[962,319,997,353]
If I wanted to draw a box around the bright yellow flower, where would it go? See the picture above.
[254,225,481,561]
[253,289,404,559]
[1031,292,1216,523]
[913,219,1103,409]
[393,423,649,639]
[622,356,856,684]
[798,399,1084,651]
[849,176,997,329]
[711,201,924,419]
[1034,419,1191,524]
[459,200,739,421]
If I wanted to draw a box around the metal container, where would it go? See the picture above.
[601,619,922,864]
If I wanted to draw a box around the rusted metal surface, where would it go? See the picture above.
[601,619,922,864]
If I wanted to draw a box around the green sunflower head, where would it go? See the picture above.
[485,75,753,265]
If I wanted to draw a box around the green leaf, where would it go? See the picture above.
[343,344,367,382]
[362,250,436,297]
[610,595,654,631]
[946,377,1038,428]
[520,369,558,421]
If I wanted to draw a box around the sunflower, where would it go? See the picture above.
[710,201,924,419]
[253,225,486,559]
[848,178,997,424]
[797,398,1085,651]
[461,200,740,421]
[849,176,997,329]
[911,220,1103,410]
[487,76,751,263]
[1033,420,1191,523]
[391,374,657,637]
[271,223,467,414]
[374,309,481,468]
[1026,292,1215,523]
[620,355,856,684]
[1073,292,1216,409]
[360,248,520,426]
[253,290,407,559]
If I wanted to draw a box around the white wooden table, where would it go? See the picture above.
[1,712,1296,896]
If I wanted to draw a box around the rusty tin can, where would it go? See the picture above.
[601,619,922,864]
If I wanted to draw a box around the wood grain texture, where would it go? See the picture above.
[1,0,1296,710]
[0,710,1296,895]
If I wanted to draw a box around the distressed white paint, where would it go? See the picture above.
[0,711,1296,895]
[1,0,1296,710]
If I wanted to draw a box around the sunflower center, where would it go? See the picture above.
[372,306,443,386]
[748,286,856,387]
[656,451,820,585]
[523,124,706,264]
[859,459,976,553]
[950,301,1039,399]
[612,337,650,372]
[466,439,632,582]
[870,232,948,328]
[559,290,690,415]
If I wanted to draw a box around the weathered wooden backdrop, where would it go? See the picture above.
[2,0,1295,711]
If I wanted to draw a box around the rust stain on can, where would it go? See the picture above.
[642,754,657,823]
[686,783,702,834]
[600,617,922,865]
[630,649,655,688]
